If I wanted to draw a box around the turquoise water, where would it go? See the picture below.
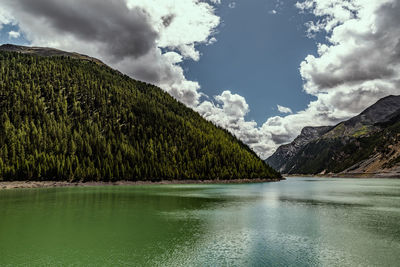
[0,177,400,266]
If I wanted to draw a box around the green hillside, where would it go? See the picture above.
[0,51,280,181]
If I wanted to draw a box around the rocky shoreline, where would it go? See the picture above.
[285,173,400,178]
[0,178,282,190]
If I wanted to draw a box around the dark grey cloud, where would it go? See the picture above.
[9,0,158,60]
[162,14,175,27]
[270,133,292,145]
[324,89,390,114]
[310,63,395,91]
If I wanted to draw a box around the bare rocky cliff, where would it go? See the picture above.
[266,126,332,172]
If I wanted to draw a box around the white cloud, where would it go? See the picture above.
[0,9,12,30]
[8,30,20,39]
[228,2,236,9]
[269,10,278,15]
[256,0,400,157]
[196,91,262,147]
[277,105,292,114]
[196,0,400,159]
[128,0,219,61]
[207,37,217,46]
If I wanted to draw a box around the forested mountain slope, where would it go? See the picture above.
[0,47,280,181]
[266,95,400,177]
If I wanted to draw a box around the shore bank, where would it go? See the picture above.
[285,173,400,178]
[0,178,282,190]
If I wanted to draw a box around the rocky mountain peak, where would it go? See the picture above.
[346,95,400,126]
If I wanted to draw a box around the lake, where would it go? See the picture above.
[0,177,399,266]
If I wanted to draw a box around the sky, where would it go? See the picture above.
[0,0,399,159]
[183,0,320,124]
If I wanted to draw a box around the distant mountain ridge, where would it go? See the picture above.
[0,44,105,66]
[266,126,333,172]
[323,95,400,139]
[266,95,400,177]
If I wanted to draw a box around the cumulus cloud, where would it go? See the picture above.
[0,8,12,30]
[0,0,220,107]
[197,0,400,159]
[228,2,236,9]
[257,0,400,157]
[7,0,158,59]
[277,105,292,114]
[8,30,20,39]
[207,37,217,46]
[196,91,261,146]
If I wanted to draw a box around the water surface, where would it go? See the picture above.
[1,178,400,266]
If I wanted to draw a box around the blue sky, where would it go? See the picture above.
[0,24,27,45]
[183,0,321,124]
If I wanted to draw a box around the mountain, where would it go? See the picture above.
[0,44,281,181]
[266,95,400,177]
[266,126,333,173]
[0,44,105,66]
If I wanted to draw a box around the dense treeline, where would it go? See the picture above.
[0,51,280,181]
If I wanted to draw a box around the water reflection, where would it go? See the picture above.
[0,178,400,266]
